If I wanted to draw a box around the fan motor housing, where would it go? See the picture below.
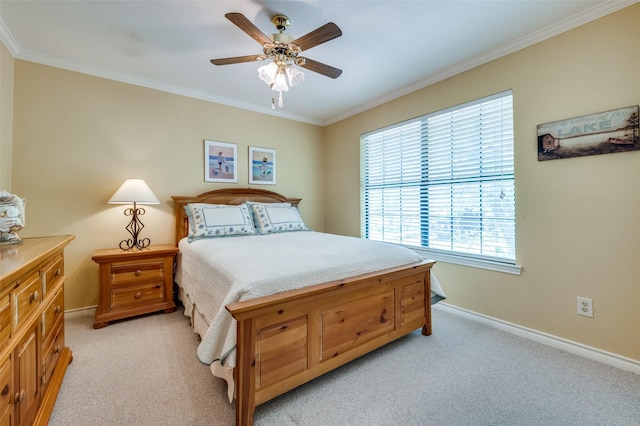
[272,32,294,43]
[263,42,300,61]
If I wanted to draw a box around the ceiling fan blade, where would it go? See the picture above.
[299,58,342,79]
[225,13,271,45]
[210,55,264,66]
[292,22,342,51]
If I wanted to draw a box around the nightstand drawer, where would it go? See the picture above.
[14,271,41,327]
[0,295,10,348]
[110,259,164,287]
[41,253,63,295]
[111,283,164,309]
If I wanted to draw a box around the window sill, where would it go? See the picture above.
[410,247,522,275]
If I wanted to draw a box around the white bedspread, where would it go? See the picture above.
[176,231,444,400]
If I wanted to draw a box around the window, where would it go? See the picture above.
[361,91,517,272]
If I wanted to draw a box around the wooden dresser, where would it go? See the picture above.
[0,235,74,426]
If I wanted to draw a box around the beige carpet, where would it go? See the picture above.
[50,306,640,425]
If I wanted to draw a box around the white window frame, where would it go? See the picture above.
[360,91,521,275]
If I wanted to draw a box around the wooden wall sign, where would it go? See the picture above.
[537,105,639,161]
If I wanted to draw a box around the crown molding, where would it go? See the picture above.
[2,0,637,127]
[0,16,322,126]
[0,17,19,56]
[323,0,639,125]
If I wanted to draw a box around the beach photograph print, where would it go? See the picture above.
[537,106,639,161]
[249,146,276,185]
[204,140,237,182]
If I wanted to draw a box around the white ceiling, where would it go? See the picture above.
[0,1,636,125]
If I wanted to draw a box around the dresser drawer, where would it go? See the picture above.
[0,295,10,349]
[42,321,64,389]
[0,357,11,422]
[42,285,64,343]
[111,283,164,310]
[110,259,164,287]
[13,271,41,328]
[40,253,63,295]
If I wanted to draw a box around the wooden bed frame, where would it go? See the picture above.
[172,188,435,426]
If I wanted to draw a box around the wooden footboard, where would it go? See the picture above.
[226,259,435,426]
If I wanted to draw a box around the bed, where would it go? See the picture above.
[172,188,437,426]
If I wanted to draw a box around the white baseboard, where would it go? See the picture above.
[435,303,640,375]
[64,305,96,315]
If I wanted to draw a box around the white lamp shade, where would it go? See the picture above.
[108,179,160,204]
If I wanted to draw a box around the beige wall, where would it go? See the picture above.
[325,4,640,360]
[5,4,640,361]
[11,62,324,310]
[0,42,13,189]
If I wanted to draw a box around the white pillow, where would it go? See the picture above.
[249,203,308,234]
[246,201,290,227]
[185,203,256,242]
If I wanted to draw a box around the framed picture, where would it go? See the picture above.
[204,140,237,183]
[249,146,276,185]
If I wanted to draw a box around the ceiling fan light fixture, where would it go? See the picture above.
[258,60,304,109]
[213,13,342,109]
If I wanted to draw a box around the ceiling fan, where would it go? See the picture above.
[211,13,343,108]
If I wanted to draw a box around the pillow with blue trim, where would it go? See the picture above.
[249,203,308,234]
[246,201,290,227]
[185,203,256,242]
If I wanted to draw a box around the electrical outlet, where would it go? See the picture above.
[577,297,593,318]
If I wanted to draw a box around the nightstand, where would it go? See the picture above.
[92,244,178,329]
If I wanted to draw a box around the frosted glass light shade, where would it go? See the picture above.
[257,62,277,85]
[286,66,304,87]
[272,71,289,92]
[108,179,159,204]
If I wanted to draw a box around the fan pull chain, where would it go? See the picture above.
[271,92,284,109]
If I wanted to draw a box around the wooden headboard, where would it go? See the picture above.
[171,188,301,245]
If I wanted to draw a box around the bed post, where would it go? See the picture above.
[422,271,433,336]
[235,317,257,426]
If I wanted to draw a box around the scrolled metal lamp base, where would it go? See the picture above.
[119,202,151,250]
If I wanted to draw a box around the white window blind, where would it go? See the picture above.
[361,91,516,265]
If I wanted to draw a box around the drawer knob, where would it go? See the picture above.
[134,292,142,299]
[31,291,40,303]
[55,268,61,277]
[135,269,142,276]
[15,389,25,403]
[55,345,62,354]
[55,305,62,315]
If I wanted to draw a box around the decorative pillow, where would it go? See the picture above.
[249,203,308,234]
[246,201,290,227]
[185,203,256,242]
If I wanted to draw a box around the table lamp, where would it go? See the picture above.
[108,178,160,250]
